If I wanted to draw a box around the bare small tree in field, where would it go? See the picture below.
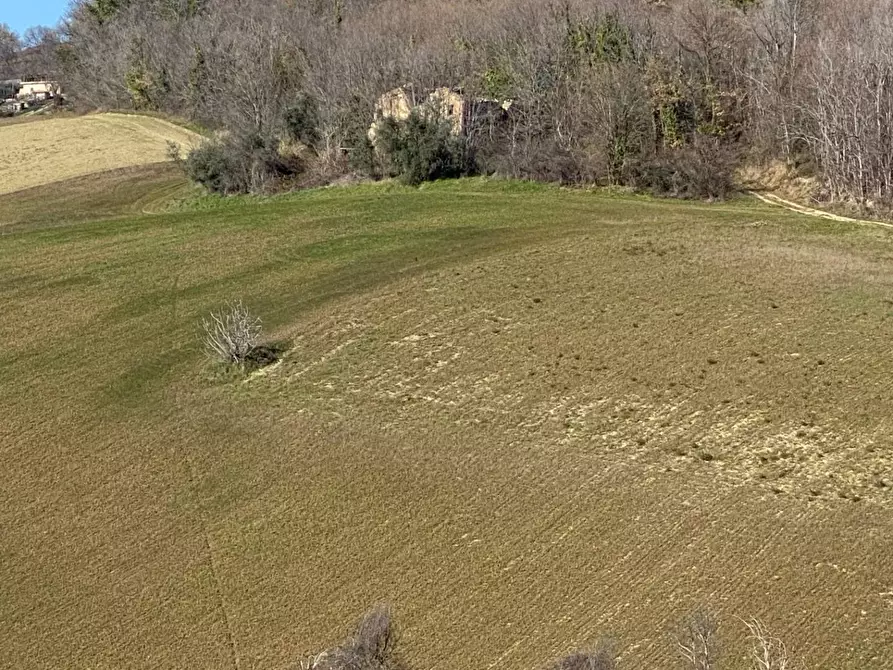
[548,640,617,670]
[303,605,404,670]
[744,618,794,670]
[202,300,262,366]
[677,609,720,670]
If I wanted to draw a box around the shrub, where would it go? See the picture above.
[165,140,182,163]
[184,133,303,195]
[676,609,720,670]
[284,92,322,149]
[347,133,379,179]
[744,618,793,670]
[184,141,237,193]
[509,136,580,184]
[299,606,800,670]
[375,112,473,186]
[632,137,738,200]
[547,640,616,670]
[332,95,381,178]
[307,605,404,670]
[202,300,262,367]
[343,605,400,670]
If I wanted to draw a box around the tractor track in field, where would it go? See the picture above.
[749,190,893,230]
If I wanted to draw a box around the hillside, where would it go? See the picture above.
[0,113,200,196]
[0,162,193,232]
[56,0,893,213]
[1,178,891,669]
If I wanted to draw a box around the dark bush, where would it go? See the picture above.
[547,640,616,670]
[348,134,379,178]
[309,605,404,670]
[375,112,473,186]
[632,137,739,200]
[184,133,304,195]
[284,92,322,150]
[518,138,580,184]
[184,142,235,194]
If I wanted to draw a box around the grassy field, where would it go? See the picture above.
[0,162,195,232]
[1,164,892,670]
[0,113,200,196]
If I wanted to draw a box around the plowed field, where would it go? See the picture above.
[1,181,890,669]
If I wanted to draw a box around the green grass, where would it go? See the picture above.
[0,179,791,412]
[1,176,877,436]
[0,163,196,232]
[1,174,884,433]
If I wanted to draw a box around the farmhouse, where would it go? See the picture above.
[0,80,62,116]
[16,80,59,102]
[368,84,512,142]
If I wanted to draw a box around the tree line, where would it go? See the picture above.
[16,0,893,207]
[0,22,61,82]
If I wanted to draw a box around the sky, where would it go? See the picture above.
[1,0,69,35]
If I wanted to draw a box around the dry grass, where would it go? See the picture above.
[1,180,891,669]
[0,113,200,195]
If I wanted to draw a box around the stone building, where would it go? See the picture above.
[369,85,511,142]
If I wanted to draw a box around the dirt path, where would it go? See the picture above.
[750,190,893,230]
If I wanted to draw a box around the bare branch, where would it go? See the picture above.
[676,609,720,670]
[202,300,262,367]
[743,618,795,670]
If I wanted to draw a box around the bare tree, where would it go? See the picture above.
[747,0,818,158]
[0,23,21,77]
[796,1,893,206]
[744,618,796,670]
[47,0,893,208]
[304,605,404,670]
[202,300,262,366]
[547,640,617,670]
[18,25,62,80]
[677,609,720,670]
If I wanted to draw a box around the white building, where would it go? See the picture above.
[16,81,58,102]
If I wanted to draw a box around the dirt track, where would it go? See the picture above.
[749,190,893,230]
